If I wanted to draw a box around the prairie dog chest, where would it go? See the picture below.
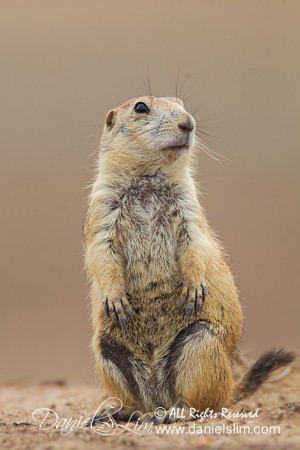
[117,174,182,283]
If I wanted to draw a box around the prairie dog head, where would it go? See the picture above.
[99,96,196,174]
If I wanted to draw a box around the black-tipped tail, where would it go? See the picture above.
[235,349,296,402]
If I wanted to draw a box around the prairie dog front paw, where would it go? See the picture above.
[103,293,134,332]
[179,283,207,319]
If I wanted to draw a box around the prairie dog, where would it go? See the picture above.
[84,96,295,423]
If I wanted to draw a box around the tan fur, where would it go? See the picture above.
[84,96,244,419]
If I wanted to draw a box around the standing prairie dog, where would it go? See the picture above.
[84,96,295,423]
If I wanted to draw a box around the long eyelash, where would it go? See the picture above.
[146,66,153,97]
[141,65,153,97]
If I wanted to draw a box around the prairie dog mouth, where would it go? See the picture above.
[163,134,194,151]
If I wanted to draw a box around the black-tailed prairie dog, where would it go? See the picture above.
[84,96,295,423]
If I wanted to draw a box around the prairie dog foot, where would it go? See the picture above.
[87,404,140,426]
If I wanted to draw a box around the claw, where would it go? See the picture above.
[120,298,126,310]
[87,415,106,426]
[115,305,127,329]
[104,298,110,317]
[112,303,120,327]
[126,309,134,324]
[119,315,128,333]
[179,285,206,318]
[179,298,186,312]
[186,303,194,320]
[164,415,177,424]
[152,416,161,425]
[194,290,201,314]
[121,298,134,327]
[104,294,135,330]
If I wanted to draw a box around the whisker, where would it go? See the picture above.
[129,124,161,141]
[195,133,216,149]
[83,134,97,139]
[88,145,101,159]
[141,78,148,95]
[179,74,191,100]
[141,77,150,96]
[193,112,226,124]
[194,118,222,127]
[140,66,153,97]
[181,87,199,105]
[190,102,210,117]
[195,128,218,139]
[175,67,181,99]
[146,65,153,97]
[195,134,230,165]
[202,143,229,161]
[195,138,223,165]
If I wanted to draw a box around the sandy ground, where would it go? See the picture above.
[1,368,299,450]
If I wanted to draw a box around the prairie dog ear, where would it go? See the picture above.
[165,97,184,107]
[105,110,115,128]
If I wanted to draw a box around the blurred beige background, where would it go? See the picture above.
[0,0,299,383]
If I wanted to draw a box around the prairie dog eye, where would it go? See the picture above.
[134,102,150,114]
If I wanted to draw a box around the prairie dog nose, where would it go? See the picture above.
[178,117,194,132]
